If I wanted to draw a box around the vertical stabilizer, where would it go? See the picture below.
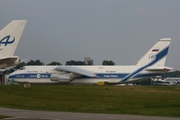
[135,38,171,66]
[0,20,27,57]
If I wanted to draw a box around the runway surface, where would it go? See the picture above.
[0,107,179,120]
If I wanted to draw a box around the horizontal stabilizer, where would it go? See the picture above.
[145,67,173,71]
[0,56,19,63]
[0,69,6,72]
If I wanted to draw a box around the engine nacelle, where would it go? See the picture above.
[50,74,71,83]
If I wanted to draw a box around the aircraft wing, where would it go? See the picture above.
[55,66,98,77]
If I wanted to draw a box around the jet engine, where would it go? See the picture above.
[50,74,71,83]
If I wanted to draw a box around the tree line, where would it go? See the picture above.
[4,59,115,74]
[16,59,115,68]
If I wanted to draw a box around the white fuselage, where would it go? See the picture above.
[8,65,170,84]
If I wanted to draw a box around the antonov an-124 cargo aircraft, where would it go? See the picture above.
[8,38,173,84]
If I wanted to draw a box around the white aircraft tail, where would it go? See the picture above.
[0,20,27,57]
[135,38,171,66]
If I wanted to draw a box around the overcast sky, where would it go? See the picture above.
[1,0,180,69]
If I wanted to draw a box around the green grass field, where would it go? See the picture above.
[0,85,180,117]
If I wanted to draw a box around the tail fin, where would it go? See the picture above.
[0,20,27,57]
[135,38,171,66]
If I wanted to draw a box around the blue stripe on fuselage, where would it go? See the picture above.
[79,73,161,79]
[9,73,160,80]
[9,73,51,79]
